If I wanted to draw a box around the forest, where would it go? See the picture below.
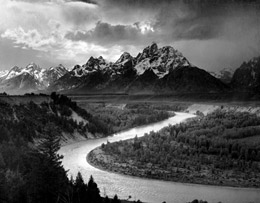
[91,109,260,187]
[0,93,176,203]
[0,93,145,203]
[78,102,174,133]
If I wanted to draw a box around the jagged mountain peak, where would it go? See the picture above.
[0,63,68,94]
[246,56,260,68]
[49,64,68,75]
[50,64,65,70]
[210,68,234,84]
[3,42,230,95]
[6,66,24,80]
[146,42,158,55]
[71,56,110,77]
[10,66,21,72]
[137,42,159,60]
[98,56,105,60]
[72,64,81,70]
[86,56,106,65]
[27,62,39,67]
[115,52,133,65]
[25,62,42,73]
[0,70,9,79]
[135,43,190,78]
[85,56,107,66]
[231,55,260,90]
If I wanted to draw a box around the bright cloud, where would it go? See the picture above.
[1,26,110,65]
[0,0,259,72]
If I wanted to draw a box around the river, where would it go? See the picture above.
[59,112,260,203]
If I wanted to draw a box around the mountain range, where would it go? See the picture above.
[0,63,68,94]
[0,43,259,95]
[210,68,234,84]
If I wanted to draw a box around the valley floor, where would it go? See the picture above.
[87,146,260,188]
[85,101,260,189]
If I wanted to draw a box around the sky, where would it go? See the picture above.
[0,0,260,72]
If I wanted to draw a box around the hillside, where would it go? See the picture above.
[50,43,228,94]
[0,63,68,94]
[0,94,117,203]
[231,56,260,92]
[88,109,260,188]
[0,94,112,144]
[1,45,260,100]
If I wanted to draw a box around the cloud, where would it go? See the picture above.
[1,28,57,51]
[0,26,123,65]
[70,0,97,4]
[88,0,260,41]
[0,0,260,72]
[66,21,155,46]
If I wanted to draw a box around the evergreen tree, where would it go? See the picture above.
[26,123,68,203]
[111,195,120,203]
[86,175,101,203]
[73,172,88,203]
[104,196,110,203]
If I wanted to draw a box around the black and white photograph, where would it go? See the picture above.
[0,0,260,203]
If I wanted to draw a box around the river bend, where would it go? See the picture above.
[59,112,260,203]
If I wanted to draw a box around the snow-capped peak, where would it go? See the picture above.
[2,63,68,88]
[248,56,260,67]
[72,56,110,77]
[0,70,9,78]
[134,43,191,78]
[6,66,23,80]
[115,52,133,65]
[49,64,67,76]
[210,68,234,84]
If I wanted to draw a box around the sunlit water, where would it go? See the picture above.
[59,112,260,203]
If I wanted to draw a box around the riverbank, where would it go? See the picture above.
[60,112,260,203]
[87,146,260,189]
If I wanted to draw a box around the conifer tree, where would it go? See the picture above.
[26,123,68,203]
[74,172,88,203]
[86,175,101,203]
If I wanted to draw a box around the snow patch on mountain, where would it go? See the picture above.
[72,56,111,77]
[134,43,191,78]
[0,63,68,94]
[210,68,234,84]
[0,70,9,78]
[70,43,193,81]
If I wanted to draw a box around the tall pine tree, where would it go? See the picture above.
[26,123,68,203]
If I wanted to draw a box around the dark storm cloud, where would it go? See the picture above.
[66,0,260,44]
[99,0,260,40]
[70,0,97,4]
[3,0,260,72]
[66,21,154,45]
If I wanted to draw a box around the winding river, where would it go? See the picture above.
[59,112,260,203]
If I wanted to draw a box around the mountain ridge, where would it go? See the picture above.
[49,43,228,94]
[1,43,259,95]
[231,56,260,91]
[0,63,68,94]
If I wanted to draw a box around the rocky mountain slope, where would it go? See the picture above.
[231,56,260,91]
[0,63,68,94]
[0,70,8,79]
[210,68,234,84]
[3,43,259,95]
[50,43,228,94]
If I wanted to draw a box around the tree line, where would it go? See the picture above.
[78,101,172,134]
[0,94,124,203]
[101,109,260,187]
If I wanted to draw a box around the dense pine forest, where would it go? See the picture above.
[89,109,260,187]
[0,93,173,203]
[77,102,178,133]
[0,93,122,203]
